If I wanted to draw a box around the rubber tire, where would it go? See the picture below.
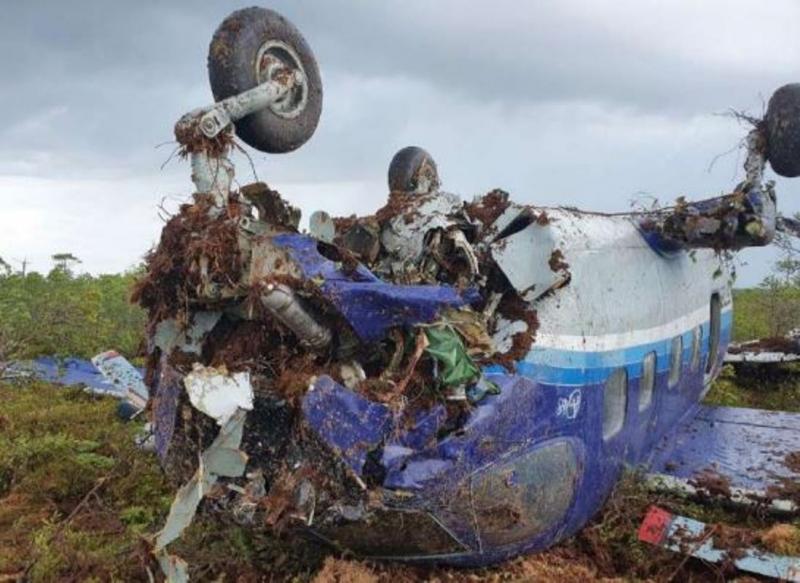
[766,83,800,178]
[388,146,439,192]
[208,7,322,153]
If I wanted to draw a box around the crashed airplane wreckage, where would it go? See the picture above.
[133,7,800,571]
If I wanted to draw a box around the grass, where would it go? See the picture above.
[705,363,800,412]
[3,366,800,581]
[0,382,171,581]
[1,286,798,580]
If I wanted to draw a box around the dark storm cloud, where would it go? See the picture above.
[0,0,798,282]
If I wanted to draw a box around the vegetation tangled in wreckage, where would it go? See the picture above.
[2,379,799,582]
[2,199,800,580]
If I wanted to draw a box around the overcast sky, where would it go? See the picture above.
[1,0,798,285]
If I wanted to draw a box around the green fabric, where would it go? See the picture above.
[424,325,481,387]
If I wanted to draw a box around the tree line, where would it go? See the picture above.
[0,255,146,361]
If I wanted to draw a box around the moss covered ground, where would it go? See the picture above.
[1,367,799,582]
[1,286,799,581]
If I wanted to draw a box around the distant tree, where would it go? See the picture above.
[758,227,800,337]
[0,256,10,276]
[0,265,146,360]
[51,253,81,274]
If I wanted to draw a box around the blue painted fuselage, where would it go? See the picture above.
[314,209,734,565]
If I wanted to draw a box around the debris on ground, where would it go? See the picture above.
[726,331,800,364]
[639,506,800,581]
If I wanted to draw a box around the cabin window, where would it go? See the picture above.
[603,368,627,440]
[668,336,682,388]
[691,326,702,372]
[639,352,656,411]
[707,293,721,373]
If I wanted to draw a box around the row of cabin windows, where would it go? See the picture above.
[602,294,722,441]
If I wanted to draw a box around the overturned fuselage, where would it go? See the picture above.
[135,179,743,565]
[136,7,800,569]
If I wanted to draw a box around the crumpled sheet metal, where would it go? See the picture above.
[153,312,222,356]
[380,191,464,261]
[301,373,567,493]
[154,409,249,582]
[639,188,777,253]
[91,351,149,409]
[302,375,392,477]
[184,364,254,426]
[490,220,566,301]
[302,377,455,482]
[2,356,131,396]
[273,234,479,342]
[639,506,800,582]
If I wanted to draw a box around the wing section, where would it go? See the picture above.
[647,404,800,512]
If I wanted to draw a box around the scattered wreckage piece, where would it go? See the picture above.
[1,353,150,422]
[647,405,800,513]
[725,333,800,365]
[154,408,249,583]
[638,506,800,581]
[92,351,151,419]
[1,354,137,398]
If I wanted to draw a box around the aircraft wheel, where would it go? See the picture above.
[766,83,800,178]
[208,7,322,153]
[388,146,440,193]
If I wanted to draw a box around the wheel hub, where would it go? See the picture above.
[256,40,308,119]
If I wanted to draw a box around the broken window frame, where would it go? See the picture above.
[707,294,722,374]
[668,336,682,389]
[603,368,628,441]
[639,352,656,412]
[690,326,702,372]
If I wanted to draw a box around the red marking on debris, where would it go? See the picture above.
[638,506,673,545]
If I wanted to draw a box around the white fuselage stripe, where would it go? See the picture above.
[533,306,731,352]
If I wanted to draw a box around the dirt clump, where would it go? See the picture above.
[465,188,511,228]
[689,468,732,499]
[784,450,800,472]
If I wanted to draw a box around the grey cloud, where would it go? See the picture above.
[0,0,798,285]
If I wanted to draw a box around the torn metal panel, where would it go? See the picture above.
[725,351,800,364]
[726,334,800,363]
[638,128,777,252]
[3,355,137,398]
[92,350,149,414]
[647,405,800,507]
[302,376,392,477]
[639,187,777,253]
[492,318,529,354]
[490,220,568,301]
[646,473,797,514]
[184,364,254,425]
[380,191,464,263]
[240,182,301,229]
[272,233,478,342]
[153,312,222,356]
[639,506,800,581]
[309,210,336,243]
[155,408,248,552]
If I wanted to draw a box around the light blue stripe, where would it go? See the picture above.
[485,312,732,386]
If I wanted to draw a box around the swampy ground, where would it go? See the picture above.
[1,287,799,581]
